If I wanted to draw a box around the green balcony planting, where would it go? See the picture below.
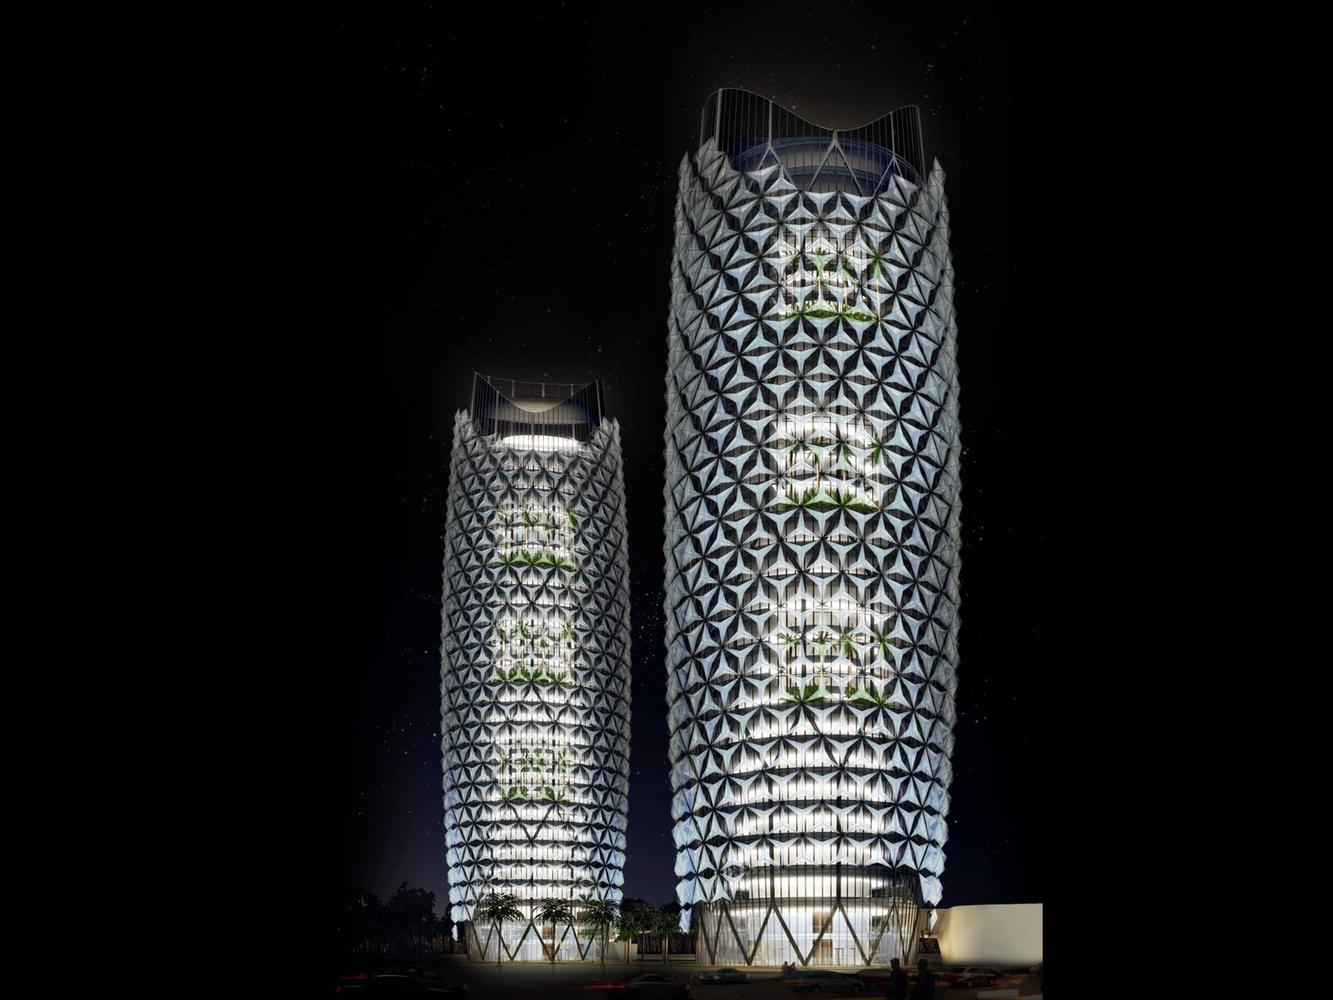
[490,664,574,686]
[783,681,836,705]
[771,486,878,514]
[491,548,576,571]
[540,787,572,807]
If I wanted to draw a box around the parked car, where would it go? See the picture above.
[697,968,747,984]
[781,969,866,993]
[617,972,692,998]
[944,967,999,988]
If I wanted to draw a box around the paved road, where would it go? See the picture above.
[374,960,1040,999]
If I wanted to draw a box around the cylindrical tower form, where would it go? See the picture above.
[663,89,961,968]
[442,373,632,962]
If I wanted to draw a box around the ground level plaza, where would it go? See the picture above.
[464,903,1041,968]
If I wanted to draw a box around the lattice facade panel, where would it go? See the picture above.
[442,378,632,961]
[663,93,961,967]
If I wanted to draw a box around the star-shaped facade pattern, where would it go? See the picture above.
[442,376,632,962]
[663,90,962,968]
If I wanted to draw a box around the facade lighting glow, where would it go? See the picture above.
[442,374,632,962]
[663,89,962,968]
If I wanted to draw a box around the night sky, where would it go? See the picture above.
[324,0,1051,919]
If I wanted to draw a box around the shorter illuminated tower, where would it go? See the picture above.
[441,374,632,961]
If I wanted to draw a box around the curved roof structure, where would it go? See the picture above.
[700,88,925,195]
[470,374,605,446]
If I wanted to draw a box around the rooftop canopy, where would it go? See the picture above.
[470,373,604,447]
[700,87,925,196]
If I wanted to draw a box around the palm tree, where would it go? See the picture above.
[535,899,573,963]
[835,625,861,665]
[474,892,523,967]
[831,428,857,470]
[865,431,887,468]
[784,680,829,706]
[651,907,680,964]
[540,785,571,808]
[620,901,655,963]
[614,902,637,963]
[581,899,619,965]
[776,630,803,668]
[830,488,860,514]
[783,431,810,467]
[867,621,897,669]
[812,629,834,670]
[866,243,892,285]
[846,676,876,704]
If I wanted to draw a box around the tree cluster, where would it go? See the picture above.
[338,883,456,960]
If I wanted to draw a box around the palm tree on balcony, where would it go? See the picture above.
[474,892,523,967]
[535,899,573,964]
[866,241,894,283]
[835,625,861,667]
[581,899,619,965]
[831,487,873,514]
[780,428,810,468]
[812,629,833,673]
[865,429,887,468]
[867,621,898,671]
[831,428,857,471]
[776,631,802,665]
[774,485,820,513]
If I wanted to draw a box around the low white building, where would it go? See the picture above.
[932,903,1042,967]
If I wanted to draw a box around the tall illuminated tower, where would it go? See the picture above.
[442,374,632,962]
[663,89,961,968]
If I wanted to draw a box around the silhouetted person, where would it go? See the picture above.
[888,957,908,1000]
[909,958,935,1000]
